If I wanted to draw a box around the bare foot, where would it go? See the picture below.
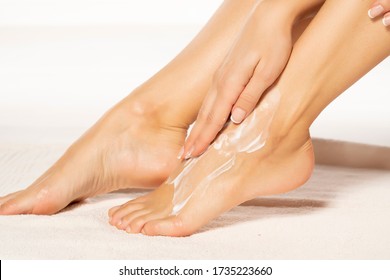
[108,88,314,236]
[0,93,187,215]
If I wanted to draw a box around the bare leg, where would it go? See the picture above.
[106,15,316,233]
[274,0,390,134]
[109,0,390,236]
[0,0,260,215]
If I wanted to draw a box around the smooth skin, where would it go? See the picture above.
[183,0,389,159]
[0,0,261,215]
[109,0,390,236]
[181,0,325,159]
[0,0,388,238]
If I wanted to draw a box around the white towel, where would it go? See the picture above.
[1,133,389,259]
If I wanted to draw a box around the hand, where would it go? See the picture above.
[368,1,390,26]
[180,1,294,159]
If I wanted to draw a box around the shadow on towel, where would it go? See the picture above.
[199,139,390,233]
[53,139,390,233]
[313,138,390,170]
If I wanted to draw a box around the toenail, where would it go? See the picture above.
[117,220,122,227]
[126,226,131,233]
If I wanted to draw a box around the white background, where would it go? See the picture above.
[0,0,389,146]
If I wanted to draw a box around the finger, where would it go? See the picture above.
[232,51,288,123]
[181,87,218,159]
[183,87,235,158]
[183,65,254,158]
[231,59,273,123]
[383,11,390,26]
[368,0,390,19]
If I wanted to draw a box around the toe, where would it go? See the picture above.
[110,202,143,226]
[0,189,43,215]
[1,182,72,215]
[108,195,148,218]
[108,206,120,218]
[0,188,53,215]
[127,215,150,234]
[120,209,150,231]
[0,191,22,207]
[0,195,31,215]
[125,209,170,234]
[143,215,195,237]
[0,200,16,215]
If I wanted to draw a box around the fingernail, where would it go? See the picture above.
[368,5,384,19]
[383,15,390,26]
[231,107,246,124]
[184,146,194,160]
[141,228,146,235]
[177,147,184,159]
[126,226,131,233]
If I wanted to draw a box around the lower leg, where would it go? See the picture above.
[110,0,390,236]
[0,0,260,215]
[107,17,316,234]
[127,0,261,127]
[274,0,390,138]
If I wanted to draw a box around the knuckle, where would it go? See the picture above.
[208,114,226,127]
[238,93,259,108]
[216,73,237,93]
[197,133,212,146]
[258,68,276,85]
[197,109,209,122]
[199,110,226,127]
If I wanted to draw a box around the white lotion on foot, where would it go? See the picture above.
[169,87,281,215]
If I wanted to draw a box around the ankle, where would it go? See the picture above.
[114,89,172,129]
[263,127,311,158]
[122,84,197,130]
[122,94,163,122]
[261,83,317,152]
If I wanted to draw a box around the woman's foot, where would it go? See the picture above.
[0,92,188,215]
[108,87,315,236]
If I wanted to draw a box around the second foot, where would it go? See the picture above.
[109,124,314,236]
[0,95,187,215]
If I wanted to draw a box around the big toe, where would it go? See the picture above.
[0,191,37,215]
[0,184,71,215]
[0,191,22,207]
[142,216,196,237]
